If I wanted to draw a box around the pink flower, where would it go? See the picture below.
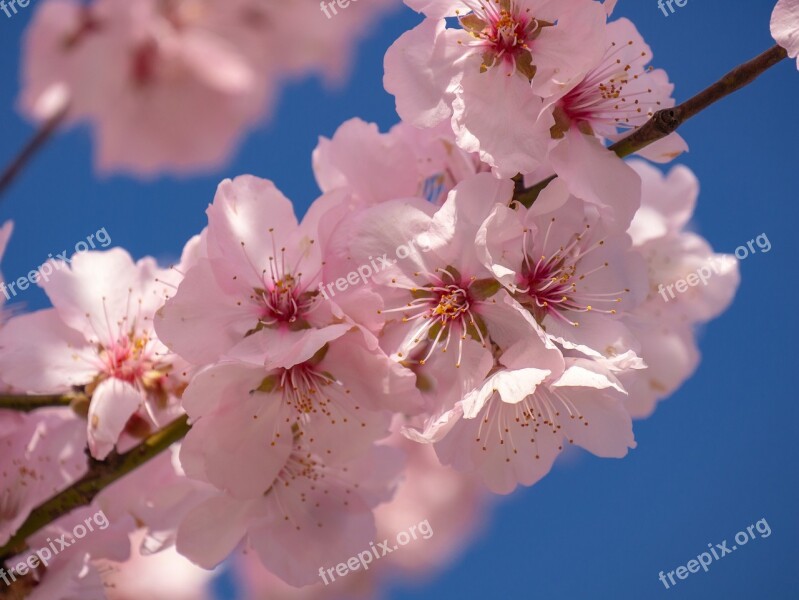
[0,410,86,546]
[178,328,415,500]
[177,441,403,587]
[156,175,352,366]
[385,0,608,175]
[344,174,548,366]
[434,346,635,494]
[263,0,400,83]
[21,0,270,175]
[626,161,739,325]
[619,161,739,417]
[539,18,685,224]
[19,0,403,175]
[330,173,565,443]
[313,118,489,207]
[231,435,489,597]
[0,248,188,459]
[550,18,685,157]
[479,183,648,359]
[772,0,799,67]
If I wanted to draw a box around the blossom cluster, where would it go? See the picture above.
[0,0,796,598]
[19,0,399,175]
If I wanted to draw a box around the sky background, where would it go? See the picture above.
[1,0,797,598]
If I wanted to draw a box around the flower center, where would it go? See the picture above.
[100,334,154,383]
[254,350,339,431]
[552,38,661,138]
[432,285,471,321]
[516,223,627,328]
[457,0,551,78]
[380,266,497,367]
[248,232,319,335]
[259,274,303,324]
[279,366,337,418]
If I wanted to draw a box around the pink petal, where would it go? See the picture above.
[0,310,96,392]
[384,19,463,127]
[772,0,799,62]
[87,378,143,460]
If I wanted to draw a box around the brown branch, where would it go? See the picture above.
[0,393,82,413]
[515,44,789,207]
[0,103,69,200]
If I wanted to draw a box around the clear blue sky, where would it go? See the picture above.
[1,1,797,598]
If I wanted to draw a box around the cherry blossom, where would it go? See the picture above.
[0,0,764,594]
[177,328,416,500]
[177,441,403,587]
[385,0,608,176]
[0,248,189,459]
[155,175,360,367]
[434,345,635,494]
[479,183,648,358]
[619,161,739,417]
[0,410,86,547]
[313,118,488,207]
[19,0,400,175]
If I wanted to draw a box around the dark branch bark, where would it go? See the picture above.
[515,44,789,207]
[0,103,69,200]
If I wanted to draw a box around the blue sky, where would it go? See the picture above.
[1,1,797,598]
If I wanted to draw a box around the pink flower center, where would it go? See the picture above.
[279,365,337,417]
[131,40,160,88]
[553,38,662,136]
[381,266,492,367]
[250,231,319,333]
[457,1,550,76]
[259,274,304,325]
[516,223,627,328]
[98,334,160,385]
[432,285,471,322]
[484,7,529,58]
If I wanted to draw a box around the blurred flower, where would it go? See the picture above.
[18,0,400,176]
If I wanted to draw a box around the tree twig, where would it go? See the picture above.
[515,44,789,207]
[0,394,81,413]
[0,102,69,200]
[0,415,190,565]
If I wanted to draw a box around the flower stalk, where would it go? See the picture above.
[514,44,789,207]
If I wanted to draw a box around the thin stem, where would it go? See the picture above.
[609,44,788,158]
[0,103,69,200]
[0,414,190,565]
[515,44,789,207]
[0,393,81,413]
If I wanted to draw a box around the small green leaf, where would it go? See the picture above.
[470,278,501,300]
